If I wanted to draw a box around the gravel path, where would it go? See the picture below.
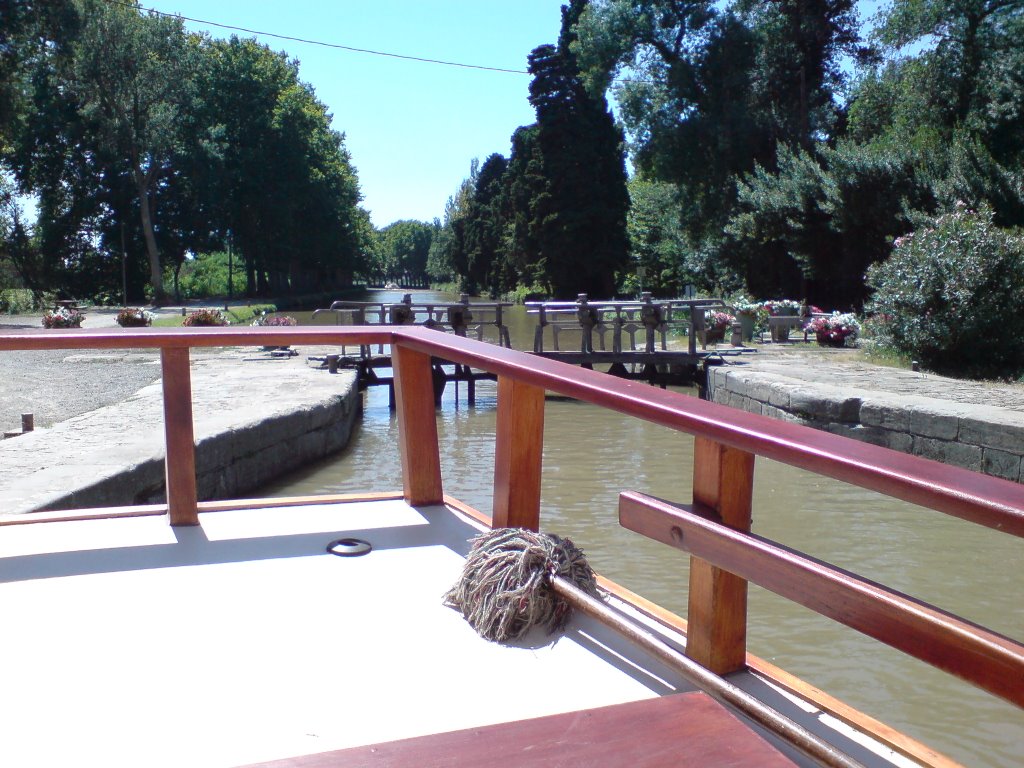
[0,347,164,432]
[0,306,219,432]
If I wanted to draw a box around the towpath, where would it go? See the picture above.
[707,344,1024,481]
[717,346,1024,412]
[0,307,359,514]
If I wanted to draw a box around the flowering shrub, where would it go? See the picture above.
[763,299,802,316]
[252,313,298,327]
[706,311,736,330]
[116,307,153,327]
[182,308,228,327]
[866,204,1024,378]
[41,307,83,329]
[807,312,860,346]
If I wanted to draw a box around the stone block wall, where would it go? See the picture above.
[707,368,1024,483]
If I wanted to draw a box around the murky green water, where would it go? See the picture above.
[267,290,1023,767]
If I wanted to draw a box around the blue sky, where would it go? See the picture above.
[143,1,887,230]
[145,1,565,228]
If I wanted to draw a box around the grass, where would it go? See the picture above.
[151,304,277,327]
[850,339,915,370]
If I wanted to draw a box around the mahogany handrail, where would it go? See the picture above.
[2,324,1022,707]
[3,325,1023,536]
[618,490,1024,708]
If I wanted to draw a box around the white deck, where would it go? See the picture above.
[0,499,700,767]
[0,498,923,768]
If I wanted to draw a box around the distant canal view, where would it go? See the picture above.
[266,289,1023,768]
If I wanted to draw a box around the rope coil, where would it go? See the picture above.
[444,528,600,643]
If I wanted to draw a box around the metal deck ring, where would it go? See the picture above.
[326,537,372,557]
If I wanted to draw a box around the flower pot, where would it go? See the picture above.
[738,313,755,341]
[704,328,725,345]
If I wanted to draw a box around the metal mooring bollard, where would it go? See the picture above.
[327,355,339,374]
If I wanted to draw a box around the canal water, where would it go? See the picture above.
[267,289,1023,767]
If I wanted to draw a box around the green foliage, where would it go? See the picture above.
[199,37,366,297]
[168,251,235,300]
[431,4,630,300]
[1,5,367,304]
[624,179,690,296]
[866,204,1024,378]
[507,5,631,299]
[0,288,43,313]
[576,0,865,262]
[727,140,939,308]
[500,283,549,304]
[370,219,437,283]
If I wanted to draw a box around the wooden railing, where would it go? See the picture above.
[2,324,1022,713]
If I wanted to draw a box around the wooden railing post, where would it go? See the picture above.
[392,343,443,505]
[161,347,199,526]
[686,435,755,673]
[492,376,545,531]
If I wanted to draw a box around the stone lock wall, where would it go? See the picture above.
[707,368,1024,483]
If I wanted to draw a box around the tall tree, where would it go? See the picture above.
[849,0,1024,165]
[374,220,436,282]
[198,36,364,296]
[520,0,630,297]
[575,0,867,297]
[69,0,200,302]
[626,178,691,296]
[0,0,80,147]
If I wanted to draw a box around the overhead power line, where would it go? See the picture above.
[104,0,654,87]
[108,0,531,75]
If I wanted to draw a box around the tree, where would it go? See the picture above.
[519,0,630,297]
[499,126,547,293]
[877,0,1020,132]
[0,0,80,146]
[625,178,690,296]
[374,220,436,283]
[196,36,364,296]
[429,160,478,291]
[574,0,867,296]
[726,141,938,308]
[69,0,201,303]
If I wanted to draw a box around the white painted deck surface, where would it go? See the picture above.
[0,499,698,768]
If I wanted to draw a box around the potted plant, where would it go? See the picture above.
[41,307,84,329]
[252,313,298,350]
[182,308,228,327]
[763,299,803,341]
[763,299,802,317]
[703,310,736,345]
[806,312,860,347]
[116,307,154,327]
[731,299,762,341]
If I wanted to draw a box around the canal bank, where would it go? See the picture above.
[0,344,359,515]
[707,348,1024,483]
